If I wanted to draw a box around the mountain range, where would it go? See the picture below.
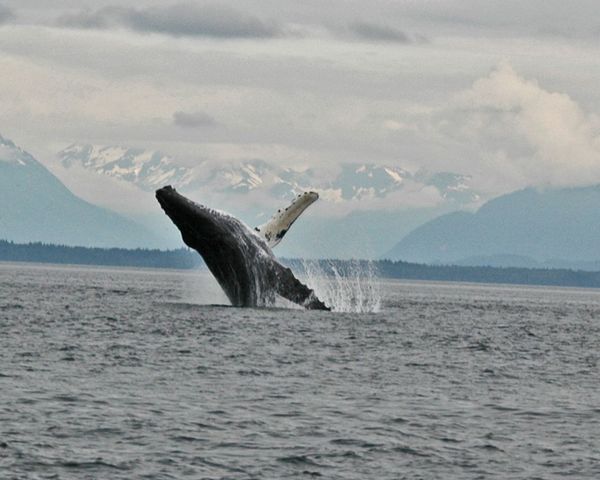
[0,135,164,248]
[386,186,600,269]
[58,144,481,205]
[55,143,481,257]
[4,134,600,266]
[58,144,194,192]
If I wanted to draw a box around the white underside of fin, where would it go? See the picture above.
[255,192,319,248]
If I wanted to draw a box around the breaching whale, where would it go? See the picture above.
[156,186,329,310]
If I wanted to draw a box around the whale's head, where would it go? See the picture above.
[155,186,233,250]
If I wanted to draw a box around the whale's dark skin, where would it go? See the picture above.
[156,186,330,310]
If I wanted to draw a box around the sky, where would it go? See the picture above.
[3,0,600,214]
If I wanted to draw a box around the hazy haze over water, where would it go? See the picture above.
[1,263,599,478]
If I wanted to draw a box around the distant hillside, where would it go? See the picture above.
[0,134,164,248]
[386,186,600,267]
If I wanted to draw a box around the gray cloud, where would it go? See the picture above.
[173,110,217,128]
[0,4,14,24]
[57,7,121,29]
[57,3,281,38]
[348,22,411,43]
[400,0,600,39]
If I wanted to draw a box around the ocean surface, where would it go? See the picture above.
[1,262,599,479]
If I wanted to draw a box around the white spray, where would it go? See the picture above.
[295,259,381,313]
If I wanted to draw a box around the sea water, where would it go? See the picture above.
[1,262,599,479]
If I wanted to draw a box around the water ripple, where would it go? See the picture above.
[2,263,600,479]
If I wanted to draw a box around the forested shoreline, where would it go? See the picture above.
[2,239,600,289]
[0,240,203,270]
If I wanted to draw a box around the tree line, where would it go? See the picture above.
[2,239,600,288]
[0,240,202,269]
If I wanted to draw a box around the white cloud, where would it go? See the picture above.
[378,62,600,197]
[450,62,600,191]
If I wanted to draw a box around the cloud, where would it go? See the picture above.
[173,110,217,128]
[429,62,600,193]
[401,0,593,35]
[374,61,600,199]
[56,7,122,30]
[57,3,281,38]
[6,9,600,213]
[347,21,410,43]
[0,4,14,25]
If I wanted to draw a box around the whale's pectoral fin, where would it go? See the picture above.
[255,192,319,249]
[272,262,330,311]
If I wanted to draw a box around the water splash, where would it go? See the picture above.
[296,259,381,313]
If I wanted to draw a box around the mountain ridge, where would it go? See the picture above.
[385,185,600,266]
[55,142,483,258]
[0,134,167,249]
[57,143,481,205]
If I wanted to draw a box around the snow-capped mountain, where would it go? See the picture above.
[328,164,411,200]
[57,144,480,206]
[205,159,286,194]
[58,144,194,191]
[0,135,166,248]
[0,134,38,167]
[197,161,480,205]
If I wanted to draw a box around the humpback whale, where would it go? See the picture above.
[156,186,329,310]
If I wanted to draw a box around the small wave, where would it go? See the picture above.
[390,417,408,424]
[0,303,24,310]
[192,422,225,431]
[440,436,461,443]
[236,368,272,376]
[191,457,248,474]
[515,410,551,417]
[392,445,431,457]
[57,345,78,352]
[171,435,205,443]
[277,455,324,467]
[467,340,492,352]
[475,443,504,452]
[51,394,82,403]
[108,289,129,295]
[59,459,131,471]
[330,438,382,448]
